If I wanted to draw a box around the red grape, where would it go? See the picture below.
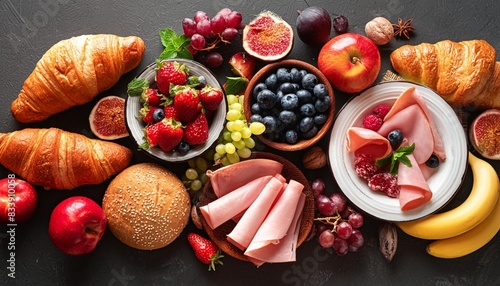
[318,230,335,248]
[348,212,364,229]
[311,178,325,197]
[226,11,242,28]
[315,222,330,234]
[196,19,212,37]
[182,18,197,37]
[205,52,223,68]
[347,229,364,249]
[336,221,353,240]
[194,11,209,23]
[217,7,232,18]
[190,34,206,50]
[330,193,347,212]
[211,14,226,34]
[333,237,349,256]
[221,27,238,41]
[315,194,336,216]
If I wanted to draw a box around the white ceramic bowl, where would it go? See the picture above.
[329,81,468,222]
[125,58,226,162]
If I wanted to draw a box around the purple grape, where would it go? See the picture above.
[221,27,238,41]
[333,15,349,34]
[205,52,223,68]
[315,194,336,216]
[333,237,349,256]
[336,221,353,240]
[182,18,197,37]
[318,230,335,248]
[347,229,364,249]
[311,178,326,197]
[190,34,206,50]
[196,19,212,37]
[211,14,226,34]
[226,11,242,28]
[348,212,364,229]
[330,193,347,213]
[194,11,209,23]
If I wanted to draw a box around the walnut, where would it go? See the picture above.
[302,146,327,169]
[365,17,393,45]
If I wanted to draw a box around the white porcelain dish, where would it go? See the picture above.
[328,81,468,222]
[125,58,226,162]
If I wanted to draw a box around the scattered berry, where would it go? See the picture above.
[187,233,224,271]
[387,129,404,150]
[426,154,440,168]
[372,104,391,119]
[362,114,383,131]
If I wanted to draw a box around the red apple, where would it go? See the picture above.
[0,177,38,224]
[49,196,107,255]
[318,33,381,93]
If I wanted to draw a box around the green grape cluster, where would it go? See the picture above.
[214,94,265,165]
[182,152,214,199]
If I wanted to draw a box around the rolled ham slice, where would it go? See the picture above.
[227,177,284,251]
[346,127,393,159]
[207,159,283,197]
[397,154,433,211]
[200,175,273,229]
[244,180,304,262]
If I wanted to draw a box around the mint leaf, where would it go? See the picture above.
[224,76,248,95]
[158,28,192,60]
[375,143,415,175]
[127,78,149,97]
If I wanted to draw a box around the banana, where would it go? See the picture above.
[426,186,500,258]
[396,152,500,240]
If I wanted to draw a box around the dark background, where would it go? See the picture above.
[1,0,499,285]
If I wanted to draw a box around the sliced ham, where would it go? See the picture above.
[207,159,283,197]
[227,177,284,251]
[346,127,393,159]
[377,104,434,164]
[384,87,446,160]
[397,154,433,211]
[244,180,304,262]
[200,175,273,229]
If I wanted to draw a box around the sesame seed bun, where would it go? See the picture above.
[102,163,191,250]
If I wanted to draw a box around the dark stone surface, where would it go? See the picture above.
[0,0,499,285]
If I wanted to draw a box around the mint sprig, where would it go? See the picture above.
[375,143,415,175]
[127,78,149,97]
[158,28,193,60]
[224,76,248,95]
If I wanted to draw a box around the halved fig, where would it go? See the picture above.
[469,109,500,160]
[89,95,129,140]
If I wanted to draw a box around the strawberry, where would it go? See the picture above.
[184,113,209,145]
[187,233,224,271]
[199,86,223,110]
[156,61,188,95]
[229,52,255,80]
[156,118,184,152]
[141,88,162,106]
[139,106,159,124]
[172,85,200,123]
[142,121,161,147]
[163,105,180,121]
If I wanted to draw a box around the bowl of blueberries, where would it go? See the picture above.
[243,59,335,151]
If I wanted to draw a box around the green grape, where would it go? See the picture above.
[185,168,199,180]
[215,143,226,154]
[238,95,245,105]
[196,157,209,172]
[233,139,246,150]
[223,130,232,141]
[213,152,223,161]
[226,121,235,132]
[188,158,197,168]
[225,142,236,154]
[243,137,256,148]
[231,131,242,141]
[226,109,241,121]
[190,179,203,191]
[200,173,209,184]
[227,94,238,105]
[240,127,252,139]
[221,156,231,166]
[204,149,215,161]
[230,102,242,111]
[237,147,252,159]
[233,119,245,131]
[249,121,266,135]
[227,152,240,164]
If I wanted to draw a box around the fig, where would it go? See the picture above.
[469,109,500,160]
[296,6,332,45]
[89,95,129,140]
[242,11,293,62]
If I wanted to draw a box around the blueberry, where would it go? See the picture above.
[299,69,308,78]
[276,90,284,102]
[262,116,277,133]
[186,75,206,89]
[250,114,263,123]
[257,89,278,110]
[299,117,314,132]
[153,108,165,122]
[302,73,318,91]
[426,155,440,168]
[279,110,297,125]
[289,68,302,83]
[303,125,319,139]
[387,129,403,149]
[314,96,331,113]
[265,73,278,90]
[300,103,316,117]
[314,114,327,125]
[278,82,297,94]
[281,93,299,110]
[276,68,291,82]
[313,83,328,99]
[296,89,312,103]
[253,83,268,99]
[251,102,261,114]
[285,130,299,144]
[176,141,190,154]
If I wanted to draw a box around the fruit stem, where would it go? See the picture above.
[351,56,360,64]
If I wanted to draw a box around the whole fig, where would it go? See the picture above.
[296,6,332,45]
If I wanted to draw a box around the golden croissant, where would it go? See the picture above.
[390,39,500,109]
[0,128,133,190]
[12,34,145,123]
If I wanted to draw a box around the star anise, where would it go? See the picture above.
[392,18,415,39]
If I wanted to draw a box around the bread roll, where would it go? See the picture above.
[102,163,190,250]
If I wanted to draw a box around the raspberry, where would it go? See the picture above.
[373,104,392,119]
[362,114,383,131]
[354,154,377,180]
[368,173,400,198]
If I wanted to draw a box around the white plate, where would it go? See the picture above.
[125,58,226,162]
[328,81,468,222]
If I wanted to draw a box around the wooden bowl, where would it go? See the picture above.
[199,151,315,262]
[243,59,335,151]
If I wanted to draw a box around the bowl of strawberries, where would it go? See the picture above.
[125,58,226,162]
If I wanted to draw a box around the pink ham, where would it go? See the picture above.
[227,177,284,251]
[244,180,304,263]
[200,175,273,229]
[245,193,306,266]
[207,159,283,197]
[383,87,446,160]
[346,127,393,159]
[397,154,433,211]
[377,104,433,164]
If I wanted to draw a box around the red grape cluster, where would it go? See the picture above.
[182,8,243,68]
[309,178,365,256]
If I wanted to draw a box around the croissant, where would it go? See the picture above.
[390,39,500,109]
[11,34,145,123]
[0,128,133,190]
